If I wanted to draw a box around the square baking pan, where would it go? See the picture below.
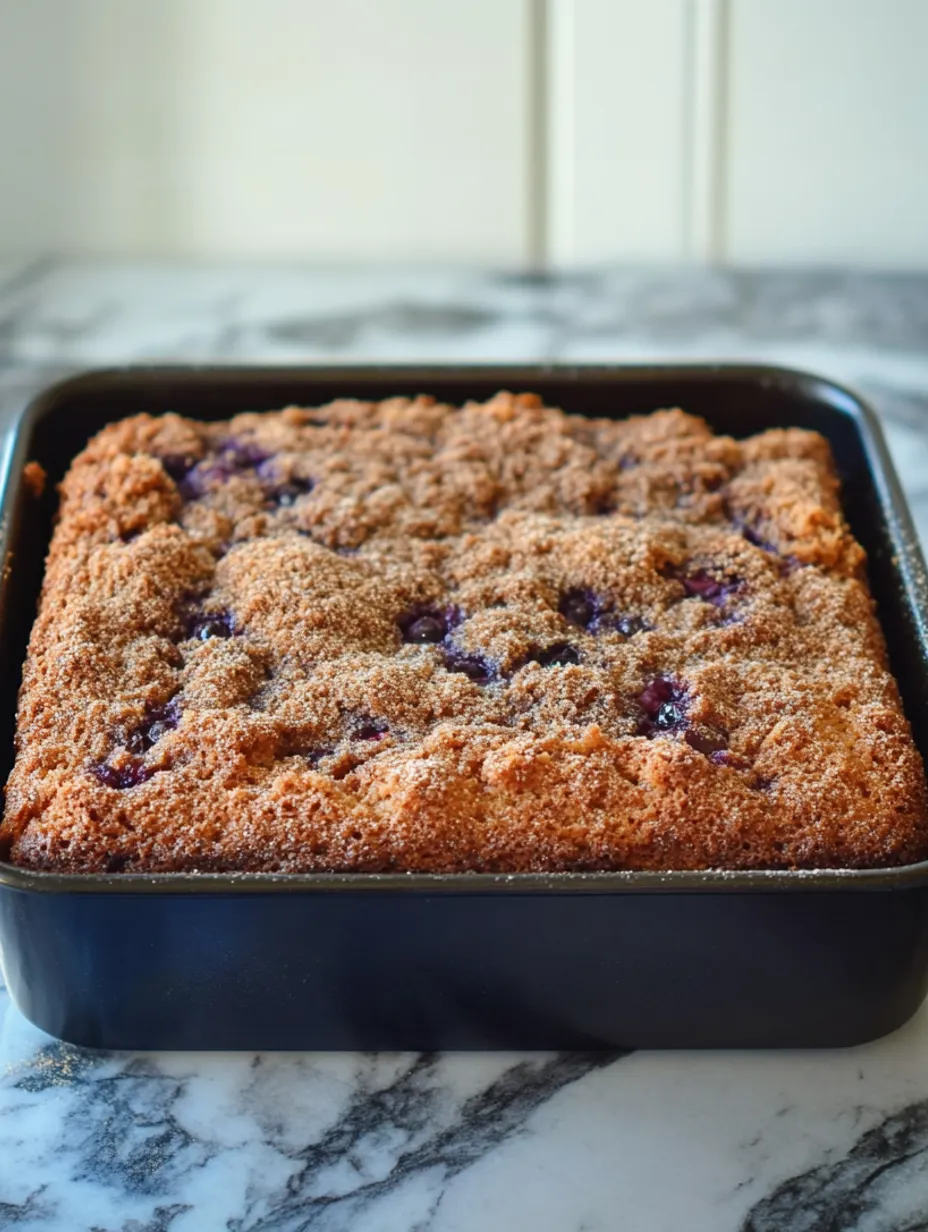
[1,363,928,1051]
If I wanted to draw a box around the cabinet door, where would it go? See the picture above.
[726,0,928,266]
[0,0,533,261]
[547,0,692,263]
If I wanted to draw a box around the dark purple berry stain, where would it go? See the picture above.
[731,513,807,576]
[715,610,744,628]
[711,749,748,769]
[443,649,495,685]
[279,733,335,764]
[219,438,273,469]
[178,460,236,499]
[257,459,315,508]
[739,522,778,554]
[637,677,688,736]
[530,642,582,668]
[613,614,649,638]
[558,588,597,628]
[91,760,154,790]
[353,718,389,741]
[159,453,200,483]
[668,566,741,607]
[124,699,182,755]
[267,478,314,508]
[177,439,272,499]
[558,589,647,637]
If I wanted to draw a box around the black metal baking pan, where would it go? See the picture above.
[2,364,928,1051]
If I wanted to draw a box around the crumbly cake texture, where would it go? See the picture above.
[3,392,927,874]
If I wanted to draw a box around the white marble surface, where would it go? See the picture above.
[2,259,928,1231]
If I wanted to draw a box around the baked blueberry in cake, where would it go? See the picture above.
[2,392,926,873]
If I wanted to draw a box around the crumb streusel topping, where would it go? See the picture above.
[3,392,925,872]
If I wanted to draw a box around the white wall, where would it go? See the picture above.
[1,0,926,266]
[0,0,534,261]
[724,0,928,266]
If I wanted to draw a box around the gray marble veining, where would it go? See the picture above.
[2,258,928,1231]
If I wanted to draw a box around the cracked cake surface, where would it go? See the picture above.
[2,391,926,873]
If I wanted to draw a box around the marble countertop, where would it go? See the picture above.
[2,259,928,1231]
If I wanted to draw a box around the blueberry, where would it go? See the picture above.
[558,589,643,636]
[257,461,315,508]
[681,571,719,600]
[398,605,461,644]
[269,480,314,508]
[443,649,495,684]
[353,718,388,741]
[593,612,649,637]
[92,760,154,790]
[637,677,688,736]
[159,453,199,482]
[613,615,648,638]
[559,588,597,628]
[532,642,581,667]
[408,616,445,643]
[186,610,235,641]
[656,702,683,730]
[124,699,181,755]
[400,610,447,643]
[638,677,677,716]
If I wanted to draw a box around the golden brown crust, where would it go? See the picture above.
[2,393,926,873]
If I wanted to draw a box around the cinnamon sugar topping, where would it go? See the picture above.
[2,393,925,873]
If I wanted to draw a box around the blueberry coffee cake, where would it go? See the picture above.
[2,392,926,873]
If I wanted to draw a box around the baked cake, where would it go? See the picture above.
[2,392,926,873]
